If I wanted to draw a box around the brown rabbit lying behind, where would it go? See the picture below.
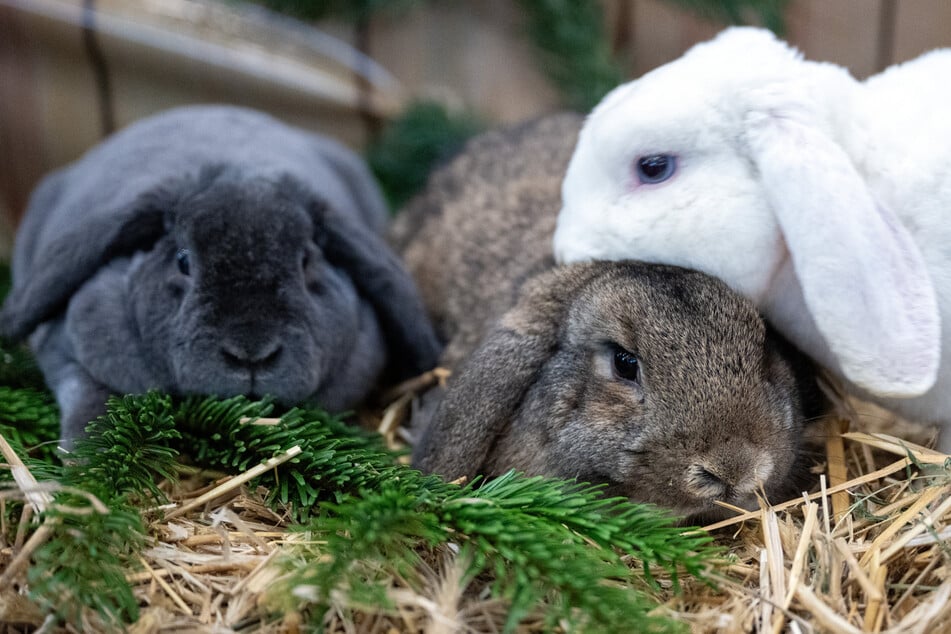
[391,114,825,521]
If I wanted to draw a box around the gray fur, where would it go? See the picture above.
[2,105,441,445]
[393,114,824,520]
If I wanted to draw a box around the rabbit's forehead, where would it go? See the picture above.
[567,276,763,356]
[178,182,313,242]
[586,30,800,152]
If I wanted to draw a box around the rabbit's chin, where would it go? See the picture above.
[174,362,320,405]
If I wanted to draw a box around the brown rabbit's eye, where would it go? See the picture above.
[176,249,190,276]
[612,348,641,384]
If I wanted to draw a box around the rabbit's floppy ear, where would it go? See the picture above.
[306,134,390,235]
[413,267,596,480]
[308,197,442,379]
[0,191,166,342]
[744,86,939,397]
[412,326,553,479]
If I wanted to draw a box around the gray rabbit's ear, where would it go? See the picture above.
[307,135,390,235]
[309,198,442,380]
[413,266,598,480]
[0,194,166,341]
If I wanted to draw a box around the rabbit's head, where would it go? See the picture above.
[100,167,409,408]
[414,261,823,521]
[553,27,939,400]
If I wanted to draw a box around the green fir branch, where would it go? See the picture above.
[27,505,146,629]
[274,471,719,632]
[0,385,59,465]
[21,393,185,628]
[172,396,406,514]
[1,387,722,630]
[72,393,182,501]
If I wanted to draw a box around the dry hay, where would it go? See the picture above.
[0,375,949,633]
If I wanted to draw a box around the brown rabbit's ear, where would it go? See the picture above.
[413,265,600,481]
[0,188,166,342]
[412,326,555,480]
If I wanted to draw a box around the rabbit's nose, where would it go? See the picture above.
[220,340,283,369]
[685,451,774,501]
[685,464,730,500]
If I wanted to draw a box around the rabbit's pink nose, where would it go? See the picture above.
[220,340,283,369]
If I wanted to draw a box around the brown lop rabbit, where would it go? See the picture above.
[390,114,825,520]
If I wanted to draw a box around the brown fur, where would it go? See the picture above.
[391,114,824,521]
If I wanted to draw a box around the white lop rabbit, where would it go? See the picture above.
[554,26,951,438]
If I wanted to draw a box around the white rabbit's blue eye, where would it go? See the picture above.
[635,155,676,184]
[612,347,641,384]
[176,249,190,276]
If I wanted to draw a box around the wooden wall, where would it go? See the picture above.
[615,0,951,80]
[1,0,950,255]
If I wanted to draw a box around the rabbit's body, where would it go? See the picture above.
[554,28,951,440]
[2,105,440,445]
[394,114,824,520]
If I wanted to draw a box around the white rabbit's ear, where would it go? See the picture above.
[744,88,940,397]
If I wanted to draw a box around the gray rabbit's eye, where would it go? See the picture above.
[612,347,641,384]
[634,154,676,184]
[176,249,191,276]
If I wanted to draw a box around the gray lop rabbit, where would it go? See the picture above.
[1,105,441,446]
[391,114,824,520]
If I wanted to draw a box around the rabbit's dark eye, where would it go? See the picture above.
[612,348,641,384]
[635,155,677,184]
[176,249,190,276]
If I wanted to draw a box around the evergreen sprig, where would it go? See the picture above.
[1,389,721,630]
[74,392,182,501]
[27,505,146,628]
[0,385,59,465]
[21,393,185,628]
[173,396,406,516]
[274,471,719,632]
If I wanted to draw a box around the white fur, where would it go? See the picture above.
[554,27,951,433]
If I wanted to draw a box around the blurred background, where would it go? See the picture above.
[1,0,950,260]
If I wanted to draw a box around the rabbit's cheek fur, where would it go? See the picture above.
[309,298,387,411]
[67,256,172,394]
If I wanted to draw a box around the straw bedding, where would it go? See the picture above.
[1,378,949,633]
